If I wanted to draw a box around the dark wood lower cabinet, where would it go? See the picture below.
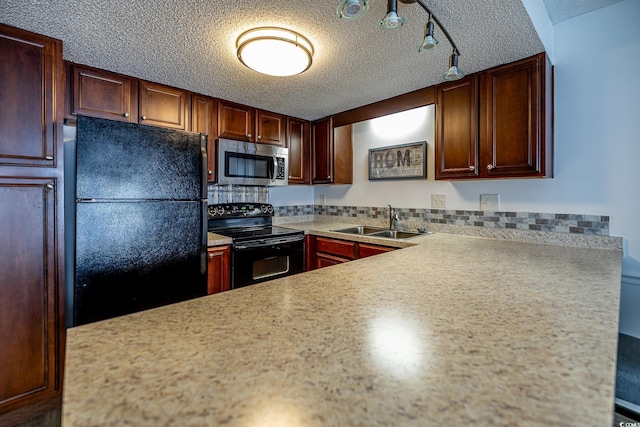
[207,246,230,295]
[307,235,396,271]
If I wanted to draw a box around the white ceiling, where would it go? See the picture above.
[0,0,622,121]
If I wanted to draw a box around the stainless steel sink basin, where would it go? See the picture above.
[331,226,387,235]
[369,230,421,239]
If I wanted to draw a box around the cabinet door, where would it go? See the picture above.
[435,76,479,179]
[0,178,63,413]
[0,25,62,168]
[192,95,217,182]
[311,118,332,183]
[139,81,190,131]
[333,124,353,184]
[358,243,395,258]
[481,53,550,177]
[256,110,286,146]
[217,100,254,142]
[207,246,230,295]
[286,117,310,184]
[70,64,137,123]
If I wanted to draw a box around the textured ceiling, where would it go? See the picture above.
[0,0,614,121]
[542,0,624,24]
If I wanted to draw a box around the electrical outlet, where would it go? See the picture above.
[431,193,447,209]
[480,194,500,210]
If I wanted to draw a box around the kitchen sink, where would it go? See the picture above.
[369,230,421,239]
[331,226,387,235]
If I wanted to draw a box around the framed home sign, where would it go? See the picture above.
[368,141,427,180]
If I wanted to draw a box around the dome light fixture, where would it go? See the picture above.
[337,0,369,21]
[236,27,314,77]
[337,0,464,81]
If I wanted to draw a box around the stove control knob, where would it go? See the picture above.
[267,205,274,213]
[216,206,225,215]
[260,205,268,213]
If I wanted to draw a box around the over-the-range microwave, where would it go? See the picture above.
[216,138,289,186]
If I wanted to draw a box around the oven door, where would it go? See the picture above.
[231,235,304,289]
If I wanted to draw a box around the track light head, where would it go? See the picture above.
[337,0,369,21]
[380,0,406,30]
[418,19,439,52]
[443,51,465,81]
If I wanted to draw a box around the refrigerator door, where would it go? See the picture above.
[74,200,206,326]
[76,115,204,200]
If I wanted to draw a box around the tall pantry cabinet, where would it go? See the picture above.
[0,24,66,425]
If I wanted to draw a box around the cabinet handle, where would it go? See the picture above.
[141,115,146,120]
[247,133,252,138]
[45,155,54,160]
[469,165,475,171]
[487,164,495,170]
[46,183,54,190]
[123,112,129,118]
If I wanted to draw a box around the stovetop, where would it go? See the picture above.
[208,203,304,242]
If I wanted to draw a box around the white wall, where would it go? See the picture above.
[270,0,640,335]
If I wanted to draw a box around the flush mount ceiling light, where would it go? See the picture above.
[236,27,314,77]
[338,0,464,81]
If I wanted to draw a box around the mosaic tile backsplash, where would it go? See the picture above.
[274,204,610,236]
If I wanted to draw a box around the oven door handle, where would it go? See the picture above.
[234,235,304,250]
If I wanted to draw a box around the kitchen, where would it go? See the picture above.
[1,0,639,425]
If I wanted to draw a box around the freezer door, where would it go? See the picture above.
[76,115,204,200]
[74,200,206,326]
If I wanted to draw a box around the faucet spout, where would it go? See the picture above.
[388,205,399,229]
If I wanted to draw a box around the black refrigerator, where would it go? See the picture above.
[71,115,208,326]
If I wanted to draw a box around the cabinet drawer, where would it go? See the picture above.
[316,253,350,269]
[315,237,357,260]
[358,243,395,258]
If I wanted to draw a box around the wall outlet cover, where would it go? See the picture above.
[431,193,447,209]
[480,194,500,210]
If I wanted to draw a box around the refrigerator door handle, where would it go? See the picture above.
[201,200,208,275]
[200,135,208,199]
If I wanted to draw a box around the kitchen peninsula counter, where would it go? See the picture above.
[63,223,623,426]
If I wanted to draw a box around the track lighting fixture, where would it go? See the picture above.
[380,0,406,30]
[337,0,369,21]
[337,0,464,81]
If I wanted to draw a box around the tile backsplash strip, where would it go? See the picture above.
[273,204,622,250]
[207,185,268,205]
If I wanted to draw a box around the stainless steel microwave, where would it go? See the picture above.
[216,138,289,186]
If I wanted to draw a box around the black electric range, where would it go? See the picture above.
[207,203,305,288]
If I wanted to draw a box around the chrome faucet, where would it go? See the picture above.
[388,205,399,230]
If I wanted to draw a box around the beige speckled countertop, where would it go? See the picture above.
[64,221,623,426]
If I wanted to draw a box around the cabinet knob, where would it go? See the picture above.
[45,155,54,160]
[257,135,261,139]
[487,164,495,170]
[469,165,475,171]
[208,253,214,258]
[327,175,331,180]
[288,175,292,179]
[208,170,213,175]
[123,112,129,118]
[141,115,146,120]
[46,183,54,190]
[247,133,252,138]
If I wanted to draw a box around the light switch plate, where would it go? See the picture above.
[431,193,447,209]
[480,194,500,210]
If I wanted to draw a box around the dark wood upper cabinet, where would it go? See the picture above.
[286,117,310,184]
[333,124,353,185]
[217,99,254,142]
[0,24,65,426]
[436,53,552,180]
[192,94,217,182]
[139,80,190,131]
[311,118,332,184]
[480,53,552,178]
[69,64,137,123]
[256,110,286,146]
[435,75,479,179]
[0,25,61,168]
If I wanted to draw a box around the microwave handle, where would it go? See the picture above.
[270,155,277,183]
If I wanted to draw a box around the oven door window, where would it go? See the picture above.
[253,255,289,280]
[225,152,273,180]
